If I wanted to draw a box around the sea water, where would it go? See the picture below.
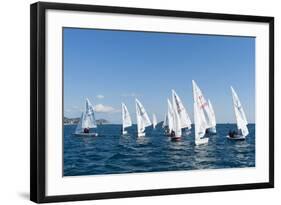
[64,124,255,176]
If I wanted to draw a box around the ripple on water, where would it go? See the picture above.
[63,124,256,176]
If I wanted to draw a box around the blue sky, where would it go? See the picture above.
[64,28,255,124]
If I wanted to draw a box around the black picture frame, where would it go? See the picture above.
[30,1,274,203]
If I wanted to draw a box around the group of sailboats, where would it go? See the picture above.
[163,90,192,141]
[122,99,155,137]
[74,80,249,144]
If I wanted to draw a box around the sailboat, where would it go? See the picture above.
[171,89,192,130]
[135,99,152,137]
[152,114,157,129]
[121,103,132,135]
[227,86,249,140]
[206,99,217,134]
[166,99,182,140]
[171,100,183,141]
[74,98,98,136]
[192,80,209,145]
[171,89,192,136]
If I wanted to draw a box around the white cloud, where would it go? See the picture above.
[96,94,104,99]
[94,104,119,113]
[121,92,141,98]
[64,106,83,117]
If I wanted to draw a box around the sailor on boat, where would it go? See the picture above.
[228,130,234,138]
[84,127,90,133]
[170,130,175,138]
[170,130,181,141]
[228,129,242,138]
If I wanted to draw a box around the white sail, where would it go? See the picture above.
[135,99,151,136]
[74,99,98,135]
[152,114,157,129]
[171,89,192,129]
[172,103,182,138]
[136,103,145,135]
[192,80,209,145]
[162,114,168,128]
[135,99,151,127]
[75,98,97,133]
[122,103,132,134]
[194,103,206,141]
[75,112,84,134]
[208,99,216,127]
[167,99,174,133]
[192,80,212,129]
[85,98,97,128]
[231,86,249,137]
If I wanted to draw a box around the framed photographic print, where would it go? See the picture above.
[30,2,274,203]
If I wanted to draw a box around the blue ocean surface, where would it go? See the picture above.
[63,124,255,176]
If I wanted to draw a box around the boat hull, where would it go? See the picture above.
[73,132,98,137]
[171,136,181,141]
[206,127,216,134]
[195,138,209,145]
[137,132,145,137]
[226,135,246,140]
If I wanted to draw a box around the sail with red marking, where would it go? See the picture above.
[192,80,209,145]
[171,89,192,129]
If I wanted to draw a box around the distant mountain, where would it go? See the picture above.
[64,117,109,125]
[96,119,109,125]
[64,117,79,124]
